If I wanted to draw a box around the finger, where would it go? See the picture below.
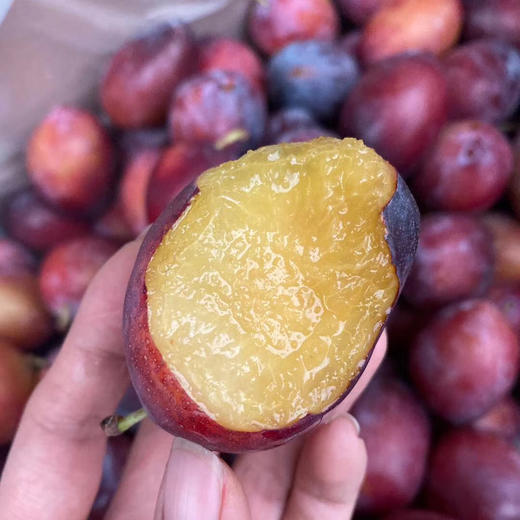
[233,440,303,520]
[220,462,252,520]
[283,415,367,520]
[232,331,386,520]
[154,438,250,520]
[106,419,173,520]
[0,239,141,520]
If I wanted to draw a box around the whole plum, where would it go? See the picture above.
[268,40,359,122]
[3,190,90,252]
[353,375,430,514]
[169,70,266,150]
[403,214,493,308]
[412,120,513,212]
[360,0,463,65]
[339,53,447,175]
[410,299,519,423]
[427,429,520,520]
[101,24,197,128]
[27,107,114,215]
[248,0,339,55]
[444,38,520,123]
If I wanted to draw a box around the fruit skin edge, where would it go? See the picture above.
[384,175,420,289]
[123,167,419,453]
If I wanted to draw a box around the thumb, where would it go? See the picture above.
[155,437,224,520]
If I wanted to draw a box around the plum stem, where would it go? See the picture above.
[101,408,147,436]
[214,128,249,150]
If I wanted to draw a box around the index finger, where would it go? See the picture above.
[0,239,141,520]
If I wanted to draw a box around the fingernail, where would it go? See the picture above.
[345,413,361,436]
[162,437,223,519]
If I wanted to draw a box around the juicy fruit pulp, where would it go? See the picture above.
[145,138,399,432]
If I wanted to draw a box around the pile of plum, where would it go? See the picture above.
[0,0,520,518]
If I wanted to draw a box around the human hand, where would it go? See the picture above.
[0,236,387,520]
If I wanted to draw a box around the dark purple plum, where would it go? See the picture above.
[339,53,447,175]
[119,148,162,235]
[93,203,135,244]
[410,299,519,423]
[169,70,266,150]
[3,189,90,252]
[267,40,359,121]
[427,429,520,520]
[353,375,431,515]
[404,214,493,308]
[101,23,197,128]
[412,120,513,212]
[444,38,520,123]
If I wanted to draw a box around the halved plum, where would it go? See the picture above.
[124,138,419,452]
